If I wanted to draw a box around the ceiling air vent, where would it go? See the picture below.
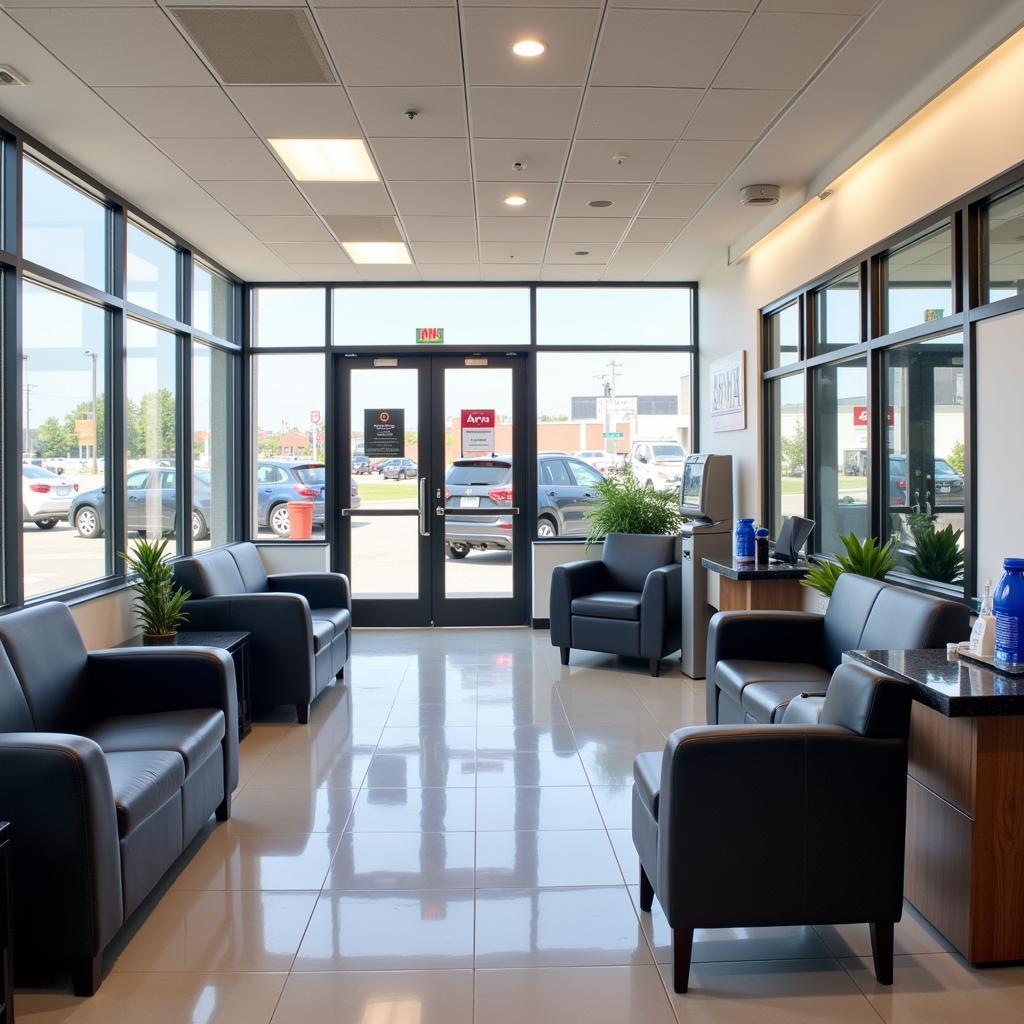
[740,184,781,207]
[169,7,335,85]
[0,66,28,87]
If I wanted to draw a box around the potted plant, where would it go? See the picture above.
[802,531,897,598]
[585,470,682,547]
[120,537,190,644]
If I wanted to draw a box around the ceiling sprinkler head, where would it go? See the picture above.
[512,161,527,172]
[611,154,627,166]
[403,109,419,120]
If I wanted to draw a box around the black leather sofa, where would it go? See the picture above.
[634,661,913,993]
[706,572,968,726]
[172,541,351,722]
[0,603,238,995]
[550,533,682,676]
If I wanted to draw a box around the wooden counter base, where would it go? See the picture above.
[716,574,804,612]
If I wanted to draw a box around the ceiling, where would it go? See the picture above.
[0,0,1021,283]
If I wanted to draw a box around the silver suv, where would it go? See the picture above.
[624,440,687,493]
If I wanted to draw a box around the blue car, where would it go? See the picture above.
[256,459,327,537]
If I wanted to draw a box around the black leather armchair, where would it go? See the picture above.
[550,533,681,676]
[706,572,968,725]
[0,603,238,994]
[172,541,351,722]
[633,662,913,993]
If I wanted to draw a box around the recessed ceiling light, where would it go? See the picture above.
[342,242,411,265]
[503,194,528,207]
[588,200,613,208]
[268,138,379,182]
[512,39,545,58]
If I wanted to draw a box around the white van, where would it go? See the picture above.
[625,440,687,492]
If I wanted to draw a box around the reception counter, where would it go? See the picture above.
[701,557,810,611]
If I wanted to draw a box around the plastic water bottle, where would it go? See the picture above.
[735,518,756,564]
[994,558,1024,664]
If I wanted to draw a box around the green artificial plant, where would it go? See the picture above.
[802,531,897,598]
[906,522,965,585]
[585,470,682,547]
[120,536,190,640]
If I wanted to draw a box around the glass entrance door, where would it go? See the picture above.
[335,354,527,627]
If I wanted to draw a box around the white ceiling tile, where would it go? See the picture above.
[319,8,462,87]
[480,264,542,281]
[324,215,403,242]
[287,263,362,280]
[717,13,859,91]
[371,138,471,181]
[566,140,674,182]
[466,0,598,6]
[550,218,629,242]
[98,87,251,138]
[591,10,747,88]
[227,86,362,137]
[470,87,581,139]
[659,140,749,182]
[201,180,312,215]
[410,241,480,264]
[155,138,282,181]
[479,241,546,263]
[760,0,873,12]
[577,88,702,140]
[390,181,475,216]
[357,265,421,281]
[476,181,558,217]
[238,215,333,242]
[541,265,604,281]
[625,218,687,242]
[463,7,600,87]
[610,0,755,7]
[3,0,151,6]
[473,139,568,182]
[682,89,791,140]
[606,241,670,263]
[546,241,616,263]
[418,265,483,281]
[349,87,468,138]
[315,0,454,6]
[556,182,649,218]
[268,241,350,262]
[640,182,715,218]
[301,182,396,215]
[12,8,214,86]
[478,217,551,242]
[402,216,477,241]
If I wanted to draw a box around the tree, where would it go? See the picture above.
[947,439,965,476]
[63,397,105,455]
[780,422,805,476]
[36,416,71,457]
[127,389,176,459]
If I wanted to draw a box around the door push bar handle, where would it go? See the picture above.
[419,477,430,537]
[435,507,522,516]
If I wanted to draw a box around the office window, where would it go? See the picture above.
[194,262,234,340]
[22,281,109,595]
[193,343,236,550]
[885,222,953,333]
[22,158,108,291]
[812,356,869,557]
[127,223,178,319]
[254,288,325,347]
[537,288,691,346]
[885,335,965,590]
[813,268,860,353]
[250,353,325,538]
[126,320,178,549]
[769,373,806,536]
[985,186,1024,303]
[766,301,799,368]
[335,287,530,347]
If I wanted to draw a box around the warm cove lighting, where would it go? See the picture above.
[512,39,545,58]
[342,242,412,264]
[268,138,379,182]
[503,194,528,207]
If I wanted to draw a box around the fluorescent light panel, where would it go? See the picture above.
[342,241,411,264]
[269,138,379,182]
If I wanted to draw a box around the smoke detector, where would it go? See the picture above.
[740,184,780,207]
[0,66,28,86]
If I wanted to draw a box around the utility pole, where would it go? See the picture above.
[22,355,37,456]
[84,350,99,473]
[594,360,623,459]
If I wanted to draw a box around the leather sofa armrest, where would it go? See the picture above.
[550,559,610,647]
[0,733,123,957]
[268,571,351,612]
[640,563,682,657]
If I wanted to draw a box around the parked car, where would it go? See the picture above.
[575,449,619,474]
[256,459,326,537]
[380,457,417,480]
[444,453,605,558]
[71,467,211,540]
[888,454,965,507]
[352,454,371,475]
[22,465,78,529]
[624,440,687,493]
[350,477,361,510]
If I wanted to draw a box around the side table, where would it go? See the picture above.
[0,821,12,1023]
[117,631,252,741]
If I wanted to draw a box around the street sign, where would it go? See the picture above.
[461,409,495,453]
[364,408,404,458]
[602,430,624,439]
[310,410,321,424]
[416,327,444,344]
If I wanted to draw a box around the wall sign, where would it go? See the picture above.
[461,408,495,454]
[853,406,895,426]
[709,351,746,432]
[364,408,404,458]
[416,327,444,344]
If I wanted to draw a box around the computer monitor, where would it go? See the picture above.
[679,453,733,523]
[773,515,815,563]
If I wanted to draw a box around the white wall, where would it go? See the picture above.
[697,29,1024,540]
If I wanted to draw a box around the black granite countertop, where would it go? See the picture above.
[845,649,1024,717]
[702,557,810,581]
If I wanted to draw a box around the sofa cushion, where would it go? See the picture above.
[821,574,885,669]
[173,549,245,599]
[716,660,830,708]
[105,749,185,837]
[227,543,269,594]
[782,694,826,726]
[311,617,335,653]
[311,607,352,638]
[859,585,969,653]
[86,708,225,777]
[0,643,33,732]
[633,751,661,820]
[603,534,677,593]
[571,591,642,621]
[741,681,822,723]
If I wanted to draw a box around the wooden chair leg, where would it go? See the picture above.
[870,921,894,985]
[649,658,660,677]
[672,928,694,994]
[560,647,570,666]
[295,702,310,724]
[639,862,654,913]
[70,954,102,996]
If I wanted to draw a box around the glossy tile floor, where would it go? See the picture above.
[17,628,1024,1022]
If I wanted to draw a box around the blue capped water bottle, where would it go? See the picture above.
[995,558,1024,664]
[735,518,756,564]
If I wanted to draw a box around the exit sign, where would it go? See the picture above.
[416,327,444,344]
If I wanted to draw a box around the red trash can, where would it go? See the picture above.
[286,500,313,540]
